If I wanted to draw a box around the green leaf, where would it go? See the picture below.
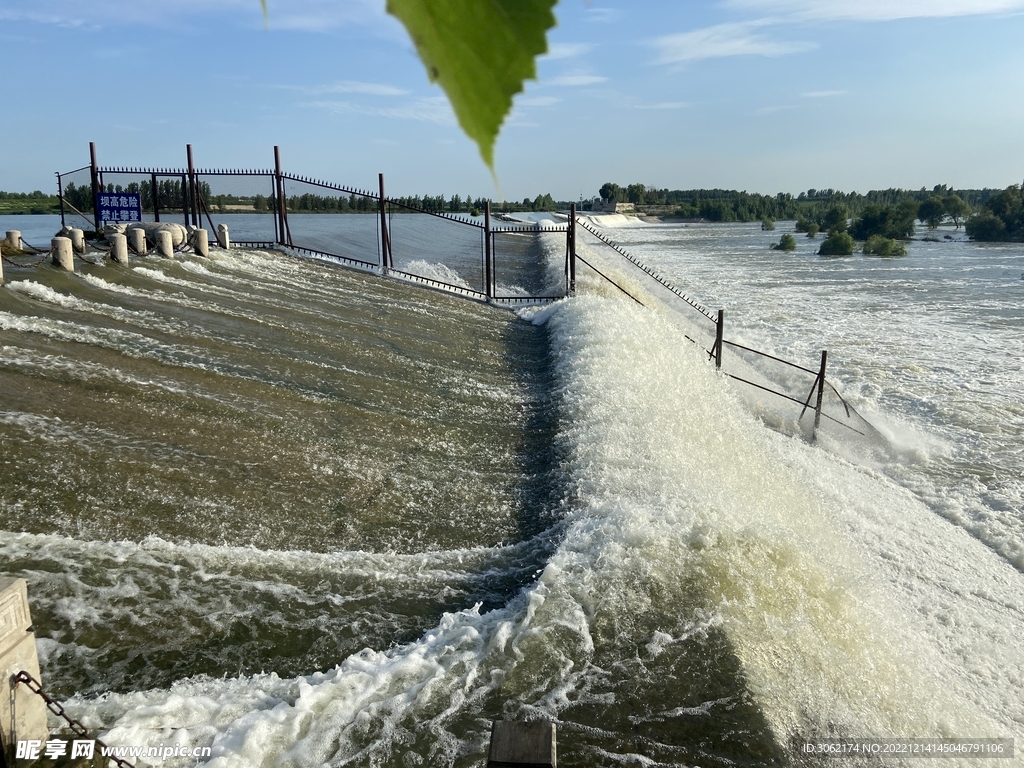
[386,0,557,171]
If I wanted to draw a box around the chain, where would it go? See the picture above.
[12,671,136,768]
[2,251,53,267]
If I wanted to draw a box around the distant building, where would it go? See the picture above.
[596,200,635,213]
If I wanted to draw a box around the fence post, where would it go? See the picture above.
[56,171,66,229]
[89,141,100,233]
[714,309,724,369]
[274,146,291,246]
[378,173,392,270]
[151,172,161,222]
[569,204,577,296]
[484,201,493,299]
[813,350,828,438]
[186,144,199,228]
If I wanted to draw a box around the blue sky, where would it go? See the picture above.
[2,0,1023,201]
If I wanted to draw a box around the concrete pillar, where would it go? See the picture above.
[129,228,147,254]
[1,577,50,765]
[1,254,4,286]
[52,237,74,271]
[5,230,22,251]
[488,721,556,768]
[216,223,230,250]
[194,228,209,257]
[156,230,174,258]
[69,228,86,254]
[110,233,129,265]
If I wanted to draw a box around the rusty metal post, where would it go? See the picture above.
[378,173,391,269]
[813,350,828,438]
[274,146,289,246]
[151,172,161,222]
[569,203,577,295]
[714,309,724,369]
[89,142,100,232]
[186,144,198,228]
[56,172,66,229]
[484,201,493,298]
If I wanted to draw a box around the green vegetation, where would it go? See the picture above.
[850,201,917,240]
[818,231,855,256]
[595,182,1004,225]
[760,217,775,231]
[917,196,946,229]
[772,233,797,251]
[0,190,61,215]
[965,185,1023,241]
[863,235,907,256]
[805,223,820,238]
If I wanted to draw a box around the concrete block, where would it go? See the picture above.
[51,237,74,271]
[110,233,129,265]
[5,230,22,251]
[69,228,86,254]
[156,230,174,259]
[193,228,209,258]
[128,227,147,254]
[0,577,49,762]
[488,721,556,768]
[216,223,230,250]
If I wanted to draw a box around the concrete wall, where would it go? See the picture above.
[0,577,49,762]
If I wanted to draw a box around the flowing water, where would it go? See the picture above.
[1,214,1022,766]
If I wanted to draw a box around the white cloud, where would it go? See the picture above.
[723,0,1024,22]
[543,43,594,60]
[801,90,846,98]
[305,96,455,126]
[751,104,794,115]
[516,96,562,107]
[546,75,608,87]
[290,81,410,97]
[586,8,619,23]
[653,21,817,63]
[635,101,690,110]
[0,0,384,30]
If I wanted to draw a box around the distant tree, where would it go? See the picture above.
[851,202,916,240]
[772,233,797,251]
[599,182,623,202]
[863,234,907,256]
[917,196,946,229]
[943,194,969,229]
[821,204,849,233]
[794,217,812,233]
[819,231,855,256]
[965,211,1007,241]
[806,223,820,238]
[965,185,1023,241]
[626,183,647,204]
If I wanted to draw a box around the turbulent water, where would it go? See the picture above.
[1,214,1022,766]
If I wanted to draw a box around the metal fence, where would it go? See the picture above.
[572,218,884,445]
[57,143,570,306]
[55,142,879,444]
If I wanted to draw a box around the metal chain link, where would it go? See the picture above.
[12,671,136,768]
[2,251,52,267]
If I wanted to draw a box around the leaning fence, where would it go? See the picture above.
[571,217,883,444]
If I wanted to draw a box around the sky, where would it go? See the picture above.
[2,0,1024,201]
